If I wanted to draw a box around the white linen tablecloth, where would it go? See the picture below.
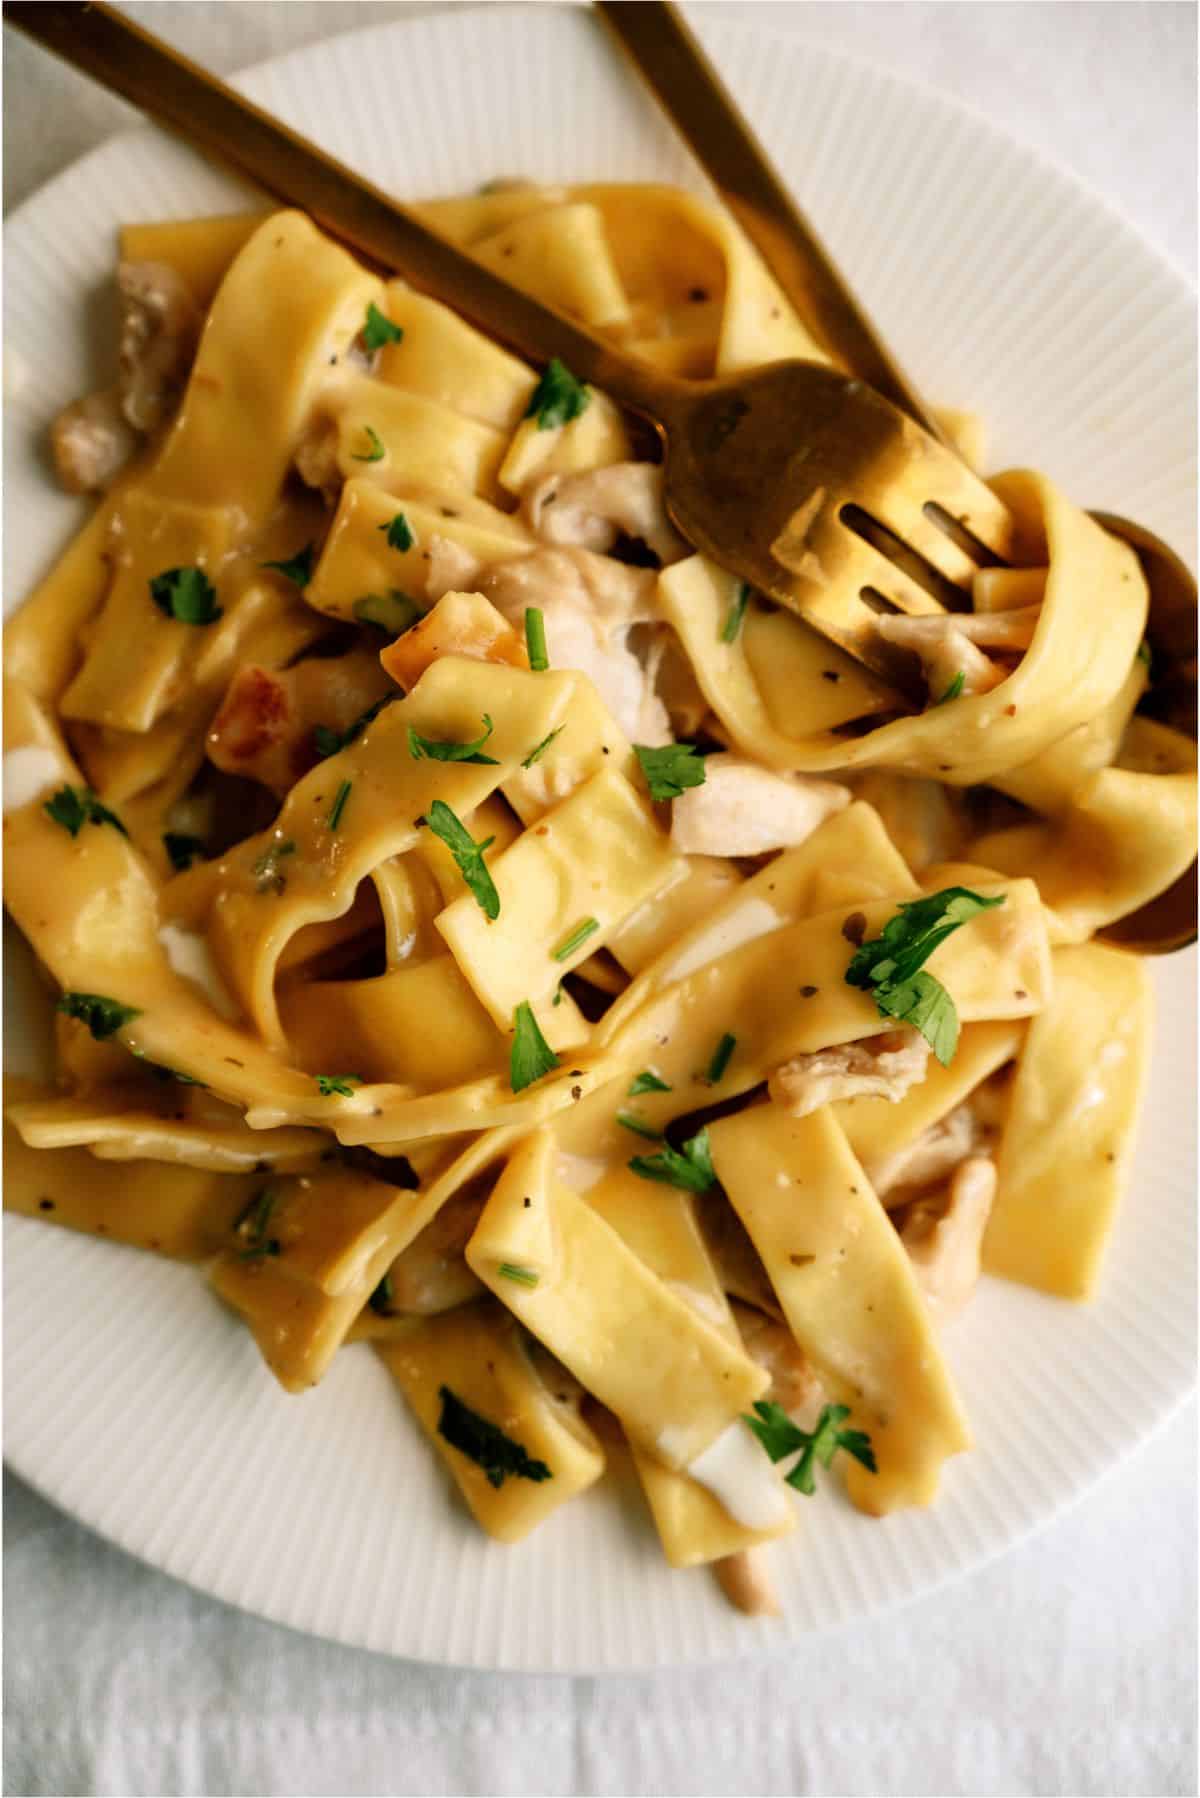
[3,6,1196,1795]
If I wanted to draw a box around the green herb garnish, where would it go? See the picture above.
[744,1399,876,1495]
[437,1385,552,1488]
[44,785,128,839]
[353,591,422,635]
[1136,639,1153,672]
[57,992,141,1041]
[616,1111,663,1142]
[510,1000,559,1092]
[352,426,386,463]
[521,726,563,769]
[425,800,501,920]
[627,1070,671,1097]
[407,715,498,765]
[936,670,966,705]
[721,583,750,644]
[551,917,599,962]
[705,1032,736,1084]
[234,1187,281,1261]
[362,301,403,351]
[313,694,393,759]
[163,832,205,871]
[315,1073,362,1097]
[524,358,591,431]
[498,1263,540,1288]
[634,741,707,803]
[629,1126,715,1193]
[252,838,296,894]
[327,780,352,832]
[378,512,415,552]
[149,566,222,624]
[524,607,549,672]
[261,542,316,587]
[844,886,1005,1066]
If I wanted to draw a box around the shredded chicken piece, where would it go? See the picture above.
[207,646,393,795]
[522,462,688,565]
[423,532,483,602]
[116,259,202,432]
[769,1030,930,1121]
[869,1101,984,1204]
[730,1301,823,1419]
[875,606,1042,701]
[899,1155,997,1322]
[669,756,849,858]
[482,546,670,743]
[383,1193,486,1315]
[714,1549,780,1617]
[50,387,137,495]
[379,589,528,691]
[294,415,342,503]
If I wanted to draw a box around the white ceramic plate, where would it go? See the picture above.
[4,5,1195,1673]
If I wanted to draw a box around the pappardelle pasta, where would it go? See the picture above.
[5,184,1194,1616]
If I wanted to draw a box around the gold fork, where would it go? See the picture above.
[8,1,1014,703]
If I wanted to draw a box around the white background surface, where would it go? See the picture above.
[2,4,1196,1796]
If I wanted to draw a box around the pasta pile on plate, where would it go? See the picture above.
[4,186,1195,1614]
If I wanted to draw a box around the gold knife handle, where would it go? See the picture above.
[5,0,675,423]
[594,0,946,443]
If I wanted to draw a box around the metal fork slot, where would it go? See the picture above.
[922,500,1007,569]
[839,504,969,612]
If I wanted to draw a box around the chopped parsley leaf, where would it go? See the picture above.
[524,607,549,672]
[407,715,498,765]
[521,726,563,769]
[616,1110,663,1142]
[261,542,317,587]
[936,670,966,705]
[327,779,352,832]
[498,1263,540,1288]
[44,784,128,839]
[634,741,707,803]
[844,886,1005,1066]
[234,1187,281,1260]
[315,1073,363,1097]
[378,511,415,552]
[351,425,386,463]
[149,566,222,624]
[362,301,404,351]
[627,1070,671,1097]
[629,1126,715,1193]
[524,358,591,431]
[744,1398,876,1496]
[437,1384,552,1488]
[353,591,422,635]
[314,694,393,759]
[57,991,141,1041]
[721,582,750,644]
[426,800,500,920]
[510,1000,559,1092]
[552,917,599,962]
[705,1032,736,1084]
[163,831,205,871]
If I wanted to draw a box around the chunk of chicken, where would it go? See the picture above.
[730,1301,823,1421]
[380,1192,487,1315]
[294,415,342,503]
[669,756,849,858]
[714,1549,780,1617]
[875,606,1042,702]
[769,1030,930,1121]
[424,532,484,601]
[522,461,688,565]
[869,1100,984,1204]
[379,589,528,692]
[116,259,202,432]
[482,546,669,743]
[207,646,394,795]
[899,1155,997,1322]
[50,387,138,495]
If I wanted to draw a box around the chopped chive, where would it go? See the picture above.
[521,726,563,769]
[552,917,599,962]
[525,607,549,672]
[352,425,386,463]
[327,780,352,832]
[498,1263,539,1288]
[706,1032,736,1084]
[628,1070,671,1097]
[721,583,750,644]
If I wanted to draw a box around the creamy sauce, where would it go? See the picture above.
[157,922,240,1020]
[684,1422,792,1530]
[555,1151,609,1193]
[3,746,63,814]
[663,898,783,984]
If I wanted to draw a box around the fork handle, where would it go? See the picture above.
[5,1,679,426]
[595,0,947,444]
